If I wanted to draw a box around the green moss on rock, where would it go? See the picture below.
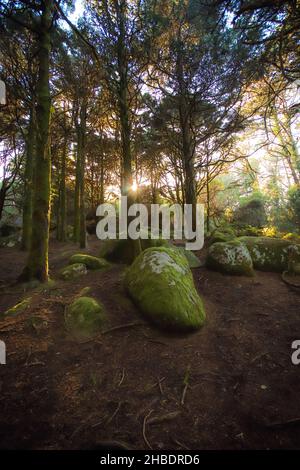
[238,236,300,272]
[207,240,254,276]
[60,263,87,280]
[65,296,105,340]
[287,245,300,275]
[3,297,31,317]
[99,236,169,264]
[172,246,202,268]
[124,246,205,331]
[208,227,236,245]
[69,253,109,270]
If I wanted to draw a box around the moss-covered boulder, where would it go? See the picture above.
[208,226,236,245]
[60,263,87,280]
[207,240,254,276]
[124,247,205,331]
[99,236,169,264]
[238,236,300,272]
[65,296,105,340]
[69,253,109,270]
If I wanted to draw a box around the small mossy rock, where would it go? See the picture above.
[69,253,109,270]
[60,263,87,280]
[99,236,169,264]
[238,236,300,272]
[124,247,205,331]
[65,296,105,340]
[3,297,31,317]
[0,233,21,248]
[207,240,254,276]
[172,246,202,268]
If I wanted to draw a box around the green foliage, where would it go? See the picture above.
[233,192,267,228]
[288,186,300,229]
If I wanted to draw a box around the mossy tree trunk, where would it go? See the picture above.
[19,0,52,282]
[21,105,36,250]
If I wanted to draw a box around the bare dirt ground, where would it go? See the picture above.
[0,235,299,450]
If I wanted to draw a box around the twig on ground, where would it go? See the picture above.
[181,365,191,406]
[266,418,300,428]
[118,369,125,387]
[148,411,181,425]
[143,410,153,450]
[106,402,121,424]
[102,322,144,334]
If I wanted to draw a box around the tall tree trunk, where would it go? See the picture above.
[79,101,87,249]
[116,0,141,259]
[21,105,36,250]
[0,185,6,221]
[73,121,81,243]
[20,0,52,282]
[176,44,196,229]
[57,132,67,242]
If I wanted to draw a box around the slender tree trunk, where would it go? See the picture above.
[57,133,67,242]
[73,129,81,243]
[79,101,87,249]
[99,153,104,205]
[20,0,52,282]
[273,109,300,185]
[206,154,210,233]
[176,44,196,229]
[117,0,141,259]
[21,106,36,250]
[0,185,6,221]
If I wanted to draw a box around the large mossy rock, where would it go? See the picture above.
[60,263,87,280]
[238,236,300,272]
[99,236,169,264]
[65,296,105,340]
[124,247,205,331]
[69,253,109,270]
[207,240,254,276]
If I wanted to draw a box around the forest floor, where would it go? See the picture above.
[0,235,299,450]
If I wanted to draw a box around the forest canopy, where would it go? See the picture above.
[0,0,299,280]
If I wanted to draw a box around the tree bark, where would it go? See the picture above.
[19,0,52,282]
[21,105,36,250]
[57,130,67,242]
